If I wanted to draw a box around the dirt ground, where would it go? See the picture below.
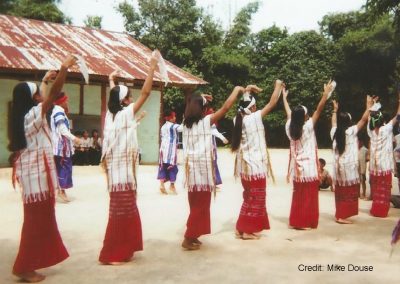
[0,148,399,284]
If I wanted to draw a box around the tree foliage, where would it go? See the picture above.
[0,0,71,24]
[84,15,102,29]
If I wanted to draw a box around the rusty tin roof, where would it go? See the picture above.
[0,15,206,87]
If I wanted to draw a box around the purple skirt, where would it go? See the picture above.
[157,163,178,182]
[55,156,73,189]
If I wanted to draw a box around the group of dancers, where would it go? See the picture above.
[7,51,400,282]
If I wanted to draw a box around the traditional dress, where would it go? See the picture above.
[99,103,142,263]
[368,123,394,217]
[211,124,226,185]
[286,119,319,229]
[157,121,182,183]
[13,104,68,274]
[182,115,215,239]
[50,105,75,189]
[331,125,360,220]
[234,111,270,233]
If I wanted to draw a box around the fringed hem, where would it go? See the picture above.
[187,185,215,192]
[109,183,136,193]
[240,173,267,181]
[23,191,51,204]
[293,176,319,183]
[370,170,393,177]
[335,178,360,187]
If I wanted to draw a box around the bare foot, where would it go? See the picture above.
[235,230,243,239]
[242,233,260,240]
[181,238,200,250]
[336,218,353,224]
[58,191,70,203]
[192,238,202,245]
[169,185,177,195]
[13,271,46,283]
[160,187,168,195]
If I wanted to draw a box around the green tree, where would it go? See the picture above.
[1,0,71,24]
[335,15,399,119]
[366,0,400,34]
[84,15,102,29]
[257,31,339,146]
[224,1,260,50]
[319,10,372,41]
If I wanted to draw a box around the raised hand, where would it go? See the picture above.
[323,79,334,95]
[245,84,263,94]
[43,70,57,82]
[150,50,160,69]
[332,100,338,112]
[201,94,213,102]
[282,88,289,99]
[109,70,120,81]
[62,55,77,69]
[366,95,373,109]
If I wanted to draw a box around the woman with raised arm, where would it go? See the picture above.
[283,80,334,229]
[368,94,400,217]
[231,80,284,240]
[9,55,77,283]
[330,96,373,224]
[99,51,159,265]
[181,86,245,250]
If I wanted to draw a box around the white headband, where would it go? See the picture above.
[118,85,129,102]
[301,105,308,115]
[26,82,37,98]
[242,92,256,115]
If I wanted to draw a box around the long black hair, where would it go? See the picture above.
[183,93,205,129]
[369,111,384,131]
[289,106,306,141]
[231,97,254,152]
[108,86,126,115]
[8,82,37,152]
[333,112,352,155]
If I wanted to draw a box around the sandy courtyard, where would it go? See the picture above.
[0,149,399,284]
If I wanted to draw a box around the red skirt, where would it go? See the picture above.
[13,198,69,274]
[99,190,143,263]
[335,183,359,219]
[289,180,319,229]
[184,191,212,239]
[236,177,270,234]
[370,173,392,218]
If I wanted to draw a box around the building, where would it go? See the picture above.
[0,15,206,167]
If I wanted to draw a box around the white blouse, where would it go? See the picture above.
[286,119,319,182]
[15,104,59,203]
[331,125,360,186]
[367,123,394,175]
[182,115,215,192]
[234,110,268,180]
[159,121,182,165]
[102,103,139,192]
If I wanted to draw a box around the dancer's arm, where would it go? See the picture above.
[40,70,57,99]
[282,88,291,119]
[261,80,284,117]
[210,86,245,125]
[390,90,400,125]
[108,70,119,89]
[331,100,338,128]
[311,80,334,125]
[356,95,373,131]
[42,55,77,116]
[134,50,159,114]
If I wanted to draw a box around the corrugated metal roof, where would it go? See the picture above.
[0,15,207,86]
